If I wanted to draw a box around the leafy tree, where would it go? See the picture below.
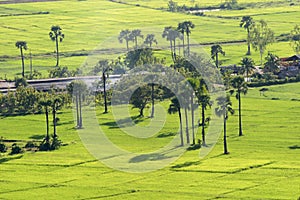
[67,80,87,128]
[263,52,280,74]
[215,95,234,154]
[144,34,158,47]
[49,25,65,67]
[240,16,255,55]
[240,57,255,82]
[168,97,184,146]
[211,44,225,68]
[118,29,132,51]
[230,76,247,136]
[130,85,151,117]
[129,29,143,49]
[15,41,27,77]
[167,0,178,12]
[290,24,300,54]
[250,20,275,65]
[15,77,28,88]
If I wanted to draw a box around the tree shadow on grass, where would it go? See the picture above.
[171,160,201,169]
[29,134,44,140]
[101,116,147,129]
[0,155,23,164]
[289,145,300,150]
[156,132,176,138]
[129,153,175,163]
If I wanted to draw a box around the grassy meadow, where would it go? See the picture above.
[0,0,299,79]
[0,83,300,199]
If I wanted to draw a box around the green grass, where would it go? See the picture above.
[0,82,299,199]
[0,0,299,79]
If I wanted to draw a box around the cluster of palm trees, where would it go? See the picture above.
[15,25,64,78]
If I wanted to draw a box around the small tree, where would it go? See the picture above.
[49,25,65,67]
[130,29,143,49]
[15,41,27,77]
[211,44,225,68]
[250,20,275,65]
[118,29,132,51]
[144,34,158,47]
[263,52,280,74]
[290,24,300,54]
[130,85,151,117]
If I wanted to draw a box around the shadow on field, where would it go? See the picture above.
[156,132,176,138]
[171,161,201,169]
[289,145,300,150]
[102,116,146,129]
[129,153,175,163]
[0,155,23,164]
[29,134,44,140]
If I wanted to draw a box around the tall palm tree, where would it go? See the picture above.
[51,96,62,138]
[162,26,180,62]
[240,57,255,82]
[168,97,184,146]
[97,60,112,113]
[183,21,195,56]
[130,29,143,49]
[215,95,234,154]
[240,16,255,55]
[15,41,27,77]
[177,22,186,55]
[118,29,132,51]
[144,34,158,47]
[197,89,210,147]
[230,76,247,137]
[211,44,225,68]
[39,97,52,143]
[49,25,64,67]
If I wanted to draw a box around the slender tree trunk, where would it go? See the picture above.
[223,114,229,154]
[55,35,59,67]
[216,53,219,68]
[150,83,154,118]
[191,94,195,145]
[135,37,137,49]
[182,34,185,56]
[20,48,25,77]
[52,105,57,138]
[139,107,144,117]
[184,107,190,144]
[126,40,129,51]
[76,95,79,128]
[173,39,176,58]
[103,73,108,113]
[238,92,243,136]
[29,50,32,78]
[260,49,263,66]
[187,34,190,56]
[246,28,251,55]
[79,93,82,128]
[201,104,206,146]
[45,106,49,143]
[170,40,174,62]
[178,108,184,146]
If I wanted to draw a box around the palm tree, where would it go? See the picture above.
[230,76,247,137]
[168,97,184,146]
[144,34,158,47]
[264,52,280,74]
[240,57,255,82]
[162,26,180,62]
[15,41,27,77]
[39,97,52,143]
[177,22,186,55]
[97,60,112,113]
[130,29,143,49]
[197,89,210,147]
[215,95,234,154]
[240,16,255,55]
[49,25,64,67]
[51,96,62,138]
[183,21,195,56]
[211,44,225,68]
[118,29,132,51]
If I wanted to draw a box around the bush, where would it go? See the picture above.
[51,137,62,150]
[10,143,23,155]
[25,141,37,149]
[39,137,62,151]
[0,143,7,153]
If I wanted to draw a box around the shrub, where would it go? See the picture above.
[0,143,7,153]
[50,137,62,150]
[25,141,37,149]
[39,137,62,151]
[10,143,23,155]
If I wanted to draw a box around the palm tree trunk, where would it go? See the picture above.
[103,73,108,113]
[173,39,176,58]
[191,94,195,145]
[76,95,79,128]
[238,92,243,136]
[45,106,49,143]
[79,93,82,128]
[184,107,190,144]
[216,53,219,68]
[182,34,185,56]
[52,105,57,138]
[150,83,154,118]
[126,40,129,51]
[187,34,190,56]
[223,114,229,154]
[246,28,251,55]
[20,47,25,77]
[178,108,184,146]
[55,35,59,67]
[201,104,206,146]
